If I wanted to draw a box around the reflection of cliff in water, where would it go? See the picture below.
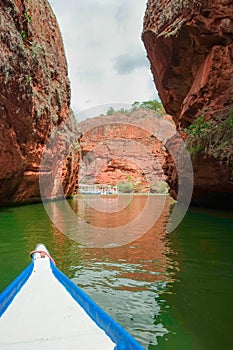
[69,195,174,285]
[41,195,175,286]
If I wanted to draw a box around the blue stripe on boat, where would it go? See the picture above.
[50,261,144,350]
[0,262,34,317]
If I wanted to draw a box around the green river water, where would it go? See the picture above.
[0,195,232,349]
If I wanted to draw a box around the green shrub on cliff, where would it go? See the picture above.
[149,181,168,194]
[186,115,210,137]
[105,100,165,117]
[185,110,233,164]
[24,12,32,22]
[131,100,165,114]
[185,115,211,156]
[106,107,115,115]
[117,181,133,193]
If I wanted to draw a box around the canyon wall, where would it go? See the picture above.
[143,0,233,206]
[0,0,80,205]
[79,111,172,193]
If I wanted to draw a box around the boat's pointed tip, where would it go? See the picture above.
[35,243,48,252]
[30,244,54,265]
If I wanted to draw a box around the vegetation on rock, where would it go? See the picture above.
[185,110,233,165]
[106,100,165,116]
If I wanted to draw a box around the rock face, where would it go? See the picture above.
[143,0,233,206]
[79,111,171,193]
[0,0,80,205]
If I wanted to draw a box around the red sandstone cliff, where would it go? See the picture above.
[0,0,80,205]
[143,0,233,206]
[79,111,172,193]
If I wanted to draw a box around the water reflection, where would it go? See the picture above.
[44,194,167,248]
[67,195,174,347]
[35,195,174,347]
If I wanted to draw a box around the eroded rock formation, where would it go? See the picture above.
[143,0,233,206]
[79,111,172,193]
[0,0,80,205]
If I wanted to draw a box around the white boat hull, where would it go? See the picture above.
[0,244,144,350]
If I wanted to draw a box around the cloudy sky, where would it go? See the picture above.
[48,0,158,119]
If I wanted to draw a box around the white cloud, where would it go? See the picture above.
[112,49,149,75]
[48,0,158,120]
